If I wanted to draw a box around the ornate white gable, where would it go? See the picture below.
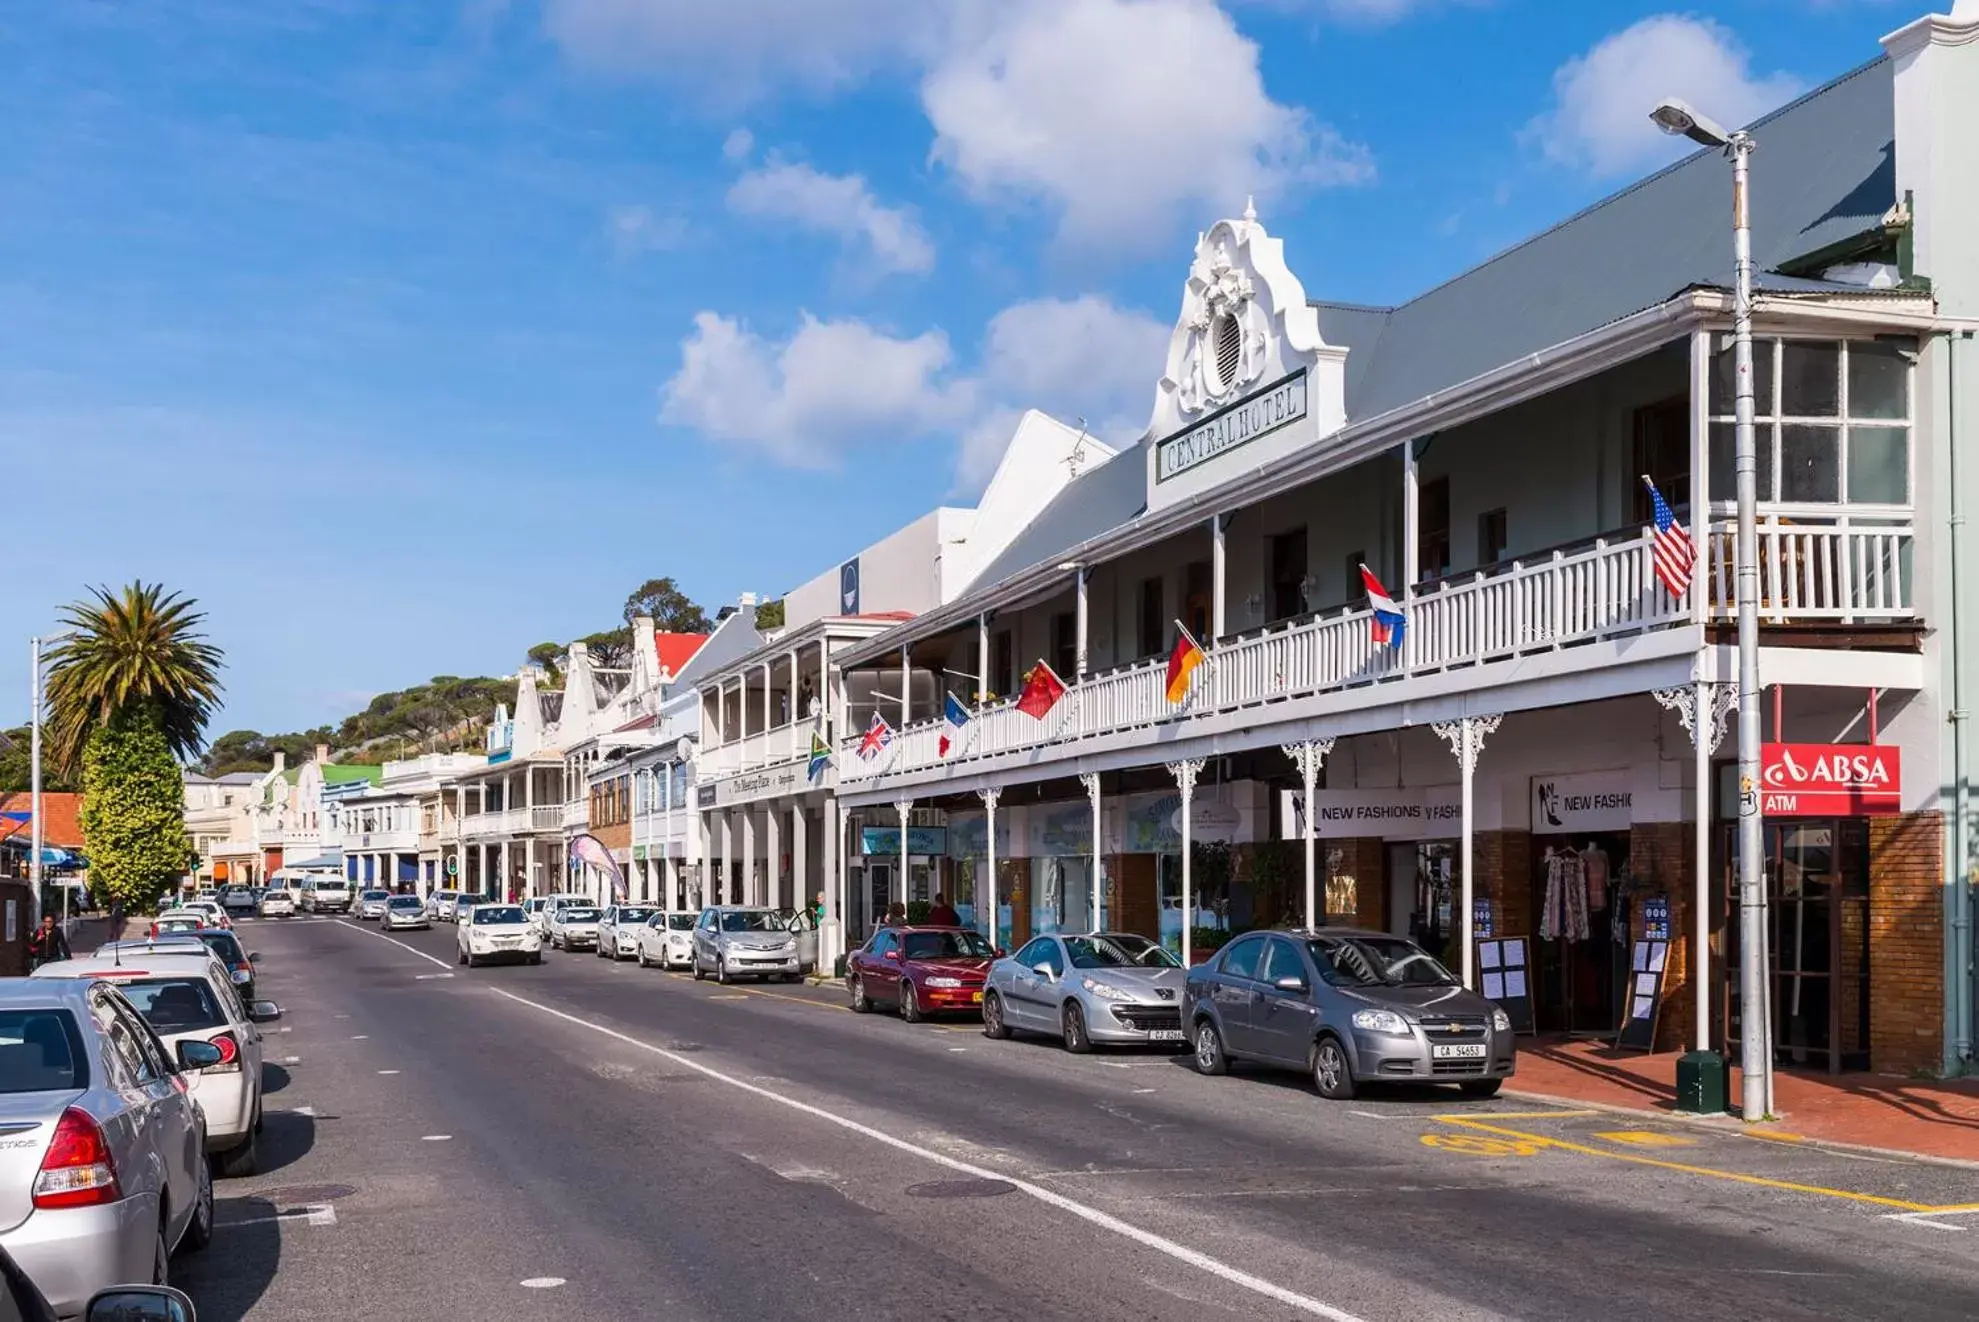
[1145,204,1347,511]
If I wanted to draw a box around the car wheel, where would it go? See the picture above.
[982,990,1010,1039]
[215,1124,258,1179]
[716,957,732,986]
[1311,1035,1357,1101]
[1062,1001,1092,1054]
[457,948,467,966]
[901,983,923,1023]
[1459,1078,1503,1099]
[529,953,542,965]
[849,976,871,1013]
[692,959,706,982]
[636,947,649,968]
[1192,1019,1228,1076]
[181,1156,214,1250]
[466,952,479,968]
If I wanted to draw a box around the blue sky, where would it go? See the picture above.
[1,0,1914,737]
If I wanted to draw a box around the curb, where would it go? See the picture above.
[1500,1086,1979,1173]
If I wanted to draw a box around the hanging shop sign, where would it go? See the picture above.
[1530,771,1633,835]
[860,826,947,856]
[1759,742,1900,816]
[1280,787,1462,841]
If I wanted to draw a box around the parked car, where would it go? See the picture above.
[691,906,802,984]
[595,906,656,961]
[982,933,1185,1052]
[215,887,257,918]
[634,912,697,970]
[0,1241,202,1322]
[380,896,429,931]
[34,952,281,1176]
[533,894,590,939]
[355,891,392,921]
[146,913,206,941]
[113,932,256,1005]
[0,979,217,1317]
[256,888,295,919]
[1180,928,1515,1100]
[545,905,601,953]
[456,905,542,967]
[299,880,351,915]
[846,926,995,1021]
[425,891,460,922]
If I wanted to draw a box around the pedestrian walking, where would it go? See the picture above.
[926,891,960,927]
[882,902,907,927]
[26,914,71,970]
[814,890,826,924]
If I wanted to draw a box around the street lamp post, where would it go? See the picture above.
[1652,97,1771,1119]
[28,631,76,930]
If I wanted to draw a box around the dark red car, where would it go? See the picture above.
[847,925,997,1022]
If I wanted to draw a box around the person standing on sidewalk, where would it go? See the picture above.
[26,914,71,970]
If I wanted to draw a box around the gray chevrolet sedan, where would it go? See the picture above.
[982,932,1187,1052]
[1180,927,1515,1100]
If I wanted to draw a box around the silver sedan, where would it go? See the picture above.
[981,932,1186,1052]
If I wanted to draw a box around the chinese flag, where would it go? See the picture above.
[1015,661,1067,720]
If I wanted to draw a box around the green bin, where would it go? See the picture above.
[1675,1049,1729,1114]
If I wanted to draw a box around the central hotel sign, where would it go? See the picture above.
[1156,368,1308,483]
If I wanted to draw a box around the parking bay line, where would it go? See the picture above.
[219,1203,337,1228]
[1432,1116,1962,1213]
[484,985,1367,1322]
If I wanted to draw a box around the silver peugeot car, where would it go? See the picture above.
[982,932,1186,1052]
[690,906,801,984]
[0,979,219,1316]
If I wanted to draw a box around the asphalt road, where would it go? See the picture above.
[171,914,1979,1321]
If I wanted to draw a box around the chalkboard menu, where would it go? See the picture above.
[1615,937,1670,1051]
[1475,937,1533,1034]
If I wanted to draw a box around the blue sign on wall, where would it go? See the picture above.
[839,558,861,615]
[861,826,946,856]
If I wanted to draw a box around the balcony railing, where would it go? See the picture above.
[458,805,565,839]
[355,827,420,851]
[1703,515,1913,623]
[562,800,589,830]
[841,519,1916,784]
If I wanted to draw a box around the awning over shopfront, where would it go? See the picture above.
[282,851,343,871]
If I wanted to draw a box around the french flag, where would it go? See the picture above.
[1361,564,1406,649]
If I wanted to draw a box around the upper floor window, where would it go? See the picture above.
[1269,528,1308,623]
[1417,478,1451,580]
[1709,337,1911,507]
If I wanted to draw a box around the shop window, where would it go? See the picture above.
[1268,527,1308,622]
[1708,338,1910,506]
[1324,846,1358,922]
[1138,576,1164,659]
[1631,395,1689,521]
[1477,508,1508,567]
[1184,561,1212,642]
[1418,477,1450,580]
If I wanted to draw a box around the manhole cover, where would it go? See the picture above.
[905,1179,1016,1199]
[255,1183,356,1204]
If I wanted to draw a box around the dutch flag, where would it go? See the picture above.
[1360,564,1406,650]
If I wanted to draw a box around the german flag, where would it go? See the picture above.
[1164,622,1205,704]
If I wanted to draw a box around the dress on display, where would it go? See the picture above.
[1540,847,1590,942]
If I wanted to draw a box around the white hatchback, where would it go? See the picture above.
[635,911,698,970]
[258,888,296,917]
[457,904,542,967]
[32,951,281,1177]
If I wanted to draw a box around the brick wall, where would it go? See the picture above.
[1629,822,1694,1053]
[1868,811,1944,1074]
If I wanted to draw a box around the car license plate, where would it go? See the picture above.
[1432,1043,1488,1060]
[1148,1029,1183,1042]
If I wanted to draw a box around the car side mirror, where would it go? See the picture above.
[992,948,1006,959]
[247,953,260,963]
[884,949,902,962]
[87,1285,197,1322]
[248,1000,282,1023]
[176,1040,223,1072]
[1273,975,1308,993]
[1033,962,1056,979]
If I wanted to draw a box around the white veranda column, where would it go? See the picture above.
[979,787,1001,948]
[1432,714,1502,989]
[792,803,809,926]
[1281,739,1335,929]
[825,796,844,966]
[1655,679,1738,1052]
[741,810,758,905]
[894,800,912,909]
[1168,758,1206,966]
[1081,772,1103,931]
[765,804,782,909]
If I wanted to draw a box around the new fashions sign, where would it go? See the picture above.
[1154,368,1308,484]
[1760,743,1900,816]
[1279,788,1462,841]
[1530,771,1633,835]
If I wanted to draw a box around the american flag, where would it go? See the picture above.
[1642,475,1695,600]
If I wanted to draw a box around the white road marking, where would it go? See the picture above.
[281,1056,302,1065]
[519,1277,566,1289]
[283,1105,318,1117]
[224,1203,338,1228]
[948,1047,967,1053]
[351,1035,368,1040]
[344,921,455,969]
[378,1069,400,1075]
[487,987,1366,1322]
[422,1134,452,1141]
[1133,1088,1157,1094]
[1885,1210,1975,1232]
[414,973,455,981]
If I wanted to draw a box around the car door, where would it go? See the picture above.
[96,991,198,1244]
[1006,938,1060,1029]
[692,910,715,968]
[865,930,903,1005]
[1210,935,1268,1057]
[1251,937,1321,1066]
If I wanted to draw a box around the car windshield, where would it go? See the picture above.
[362,890,390,900]
[560,908,600,923]
[155,918,202,932]
[1307,935,1458,988]
[1062,936,1174,969]
[666,913,696,930]
[387,896,422,910]
[615,908,654,924]
[118,977,228,1032]
[472,906,527,925]
[719,910,780,932]
[0,1009,86,1094]
[436,891,459,901]
[198,932,247,964]
[902,930,994,961]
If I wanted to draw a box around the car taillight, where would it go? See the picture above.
[208,1032,243,1073]
[33,1108,122,1209]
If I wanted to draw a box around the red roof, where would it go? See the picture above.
[0,791,85,849]
[653,632,709,679]
[613,713,660,733]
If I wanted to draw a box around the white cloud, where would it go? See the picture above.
[541,0,942,99]
[605,203,689,255]
[721,127,755,161]
[922,0,1372,250]
[659,312,974,467]
[1528,15,1804,177]
[980,295,1167,431]
[725,160,936,277]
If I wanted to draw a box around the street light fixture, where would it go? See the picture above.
[1651,95,1770,1120]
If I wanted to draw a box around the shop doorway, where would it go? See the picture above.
[1385,844,1417,938]
[1531,831,1631,1035]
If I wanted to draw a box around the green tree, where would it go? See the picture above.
[78,714,194,913]
[623,577,709,633]
[579,626,633,668]
[526,641,565,683]
[0,727,76,794]
[46,582,223,776]
[754,598,786,631]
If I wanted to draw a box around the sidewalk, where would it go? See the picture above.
[1510,1036,1979,1165]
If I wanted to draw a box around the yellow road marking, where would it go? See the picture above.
[1436,1117,1951,1212]
[1594,1130,1697,1148]
[1743,1129,1809,1144]
[1420,1133,1543,1157]
[1436,1110,1598,1121]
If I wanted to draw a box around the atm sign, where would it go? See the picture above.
[1759,743,1900,816]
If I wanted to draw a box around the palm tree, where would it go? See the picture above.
[46,582,224,774]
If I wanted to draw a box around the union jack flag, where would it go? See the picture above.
[1642,475,1695,601]
[857,712,893,761]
